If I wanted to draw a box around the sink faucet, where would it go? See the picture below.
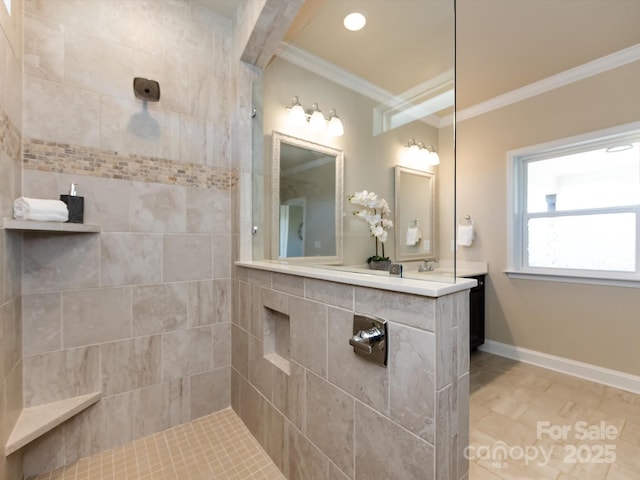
[418,259,437,272]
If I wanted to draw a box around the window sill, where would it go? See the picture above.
[504,270,640,288]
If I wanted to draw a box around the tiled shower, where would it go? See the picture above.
[0,1,469,479]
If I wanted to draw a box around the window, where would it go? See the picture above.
[508,123,640,285]
[2,0,10,15]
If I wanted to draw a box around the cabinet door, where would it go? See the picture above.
[469,275,485,350]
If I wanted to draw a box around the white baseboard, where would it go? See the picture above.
[478,340,640,395]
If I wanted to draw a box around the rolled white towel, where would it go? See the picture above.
[13,197,69,222]
[406,227,422,246]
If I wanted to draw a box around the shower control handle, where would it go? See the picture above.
[349,326,384,355]
[349,314,388,367]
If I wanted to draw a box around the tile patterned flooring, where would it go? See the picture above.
[470,351,640,480]
[32,352,640,480]
[30,409,285,480]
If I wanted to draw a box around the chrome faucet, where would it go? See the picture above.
[418,259,437,272]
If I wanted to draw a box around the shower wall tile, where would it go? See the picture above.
[100,335,162,396]
[132,283,188,336]
[305,371,354,477]
[100,233,162,287]
[21,427,65,479]
[23,345,100,407]
[354,286,437,332]
[304,278,353,310]
[186,187,231,234]
[129,182,187,233]
[235,269,470,480]
[327,306,388,414]
[131,382,172,439]
[189,366,230,419]
[161,326,213,381]
[163,234,212,282]
[21,0,235,475]
[389,323,436,443]
[289,296,327,378]
[62,287,131,349]
[23,233,100,294]
[64,392,134,465]
[23,76,102,147]
[24,13,64,83]
[188,280,216,327]
[355,401,434,480]
[22,292,61,356]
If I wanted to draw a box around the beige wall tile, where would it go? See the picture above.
[327,306,388,414]
[100,233,162,287]
[289,296,327,378]
[231,323,249,379]
[62,287,131,348]
[389,322,436,443]
[355,286,436,332]
[436,295,453,389]
[130,382,172,439]
[162,326,213,381]
[22,292,61,356]
[213,322,231,368]
[21,427,65,479]
[305,371,354,477]
[168,377,191,428]
[23,345,100,407]
[23,233,100,294]
[188,280,216,327]
[248,333,273,401]
[355,401,434,480]
[288,422,329,480]
[186,187,231,234]
[273,359,305,432]
[0,297,21,380]
[213,234,233,279]
[100,335,162,396]
[64,392,133,465]
[189,367,230,419]
[132,283,188,336]
[304,278,353,310]
[23,75,101,146]
[273,273,304,297]
[24,14,64,82]
[163,234,212,282]
[129,182,187,233]
[3,232,21,302]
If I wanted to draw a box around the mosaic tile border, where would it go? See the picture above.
[23,138,239,191]
[0,105,22,161]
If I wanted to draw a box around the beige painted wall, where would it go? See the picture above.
[443,61,640,376]
[262,57,447,266]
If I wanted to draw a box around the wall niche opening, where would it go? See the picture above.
[263,307,290,374]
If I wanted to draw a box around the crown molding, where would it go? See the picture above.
[444,42,640,126]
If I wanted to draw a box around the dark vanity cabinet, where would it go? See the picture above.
[468,275,485,351]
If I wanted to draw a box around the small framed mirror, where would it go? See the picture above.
[394,166,436,261]
[271,131,344,264]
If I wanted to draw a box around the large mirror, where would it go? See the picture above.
[270,131,344,264]
[394,166,436,262]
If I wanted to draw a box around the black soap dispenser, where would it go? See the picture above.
[60,183,84,223]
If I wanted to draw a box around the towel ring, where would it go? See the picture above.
[460,215,473,226]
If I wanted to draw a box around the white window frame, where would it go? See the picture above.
[506,121,640,288]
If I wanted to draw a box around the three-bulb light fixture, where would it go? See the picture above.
[405,138,440,166]
[286,96,344,137]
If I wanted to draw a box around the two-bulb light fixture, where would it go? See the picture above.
[405,138,440,166]
[286,96,344,137]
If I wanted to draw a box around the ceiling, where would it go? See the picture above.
[199,0,640,115]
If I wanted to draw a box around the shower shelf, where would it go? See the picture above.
[5,391,101,456]
[1,218,101,233]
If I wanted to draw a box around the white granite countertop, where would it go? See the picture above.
[236,260,478,298]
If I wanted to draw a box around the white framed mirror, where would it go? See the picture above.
[394,166,436,262]
[271,131,344,264]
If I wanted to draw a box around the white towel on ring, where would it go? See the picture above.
[13,197,69,222]
[457,223,474,247]
[406,227,422,246]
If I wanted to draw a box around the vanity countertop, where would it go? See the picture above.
[236,260,477,298]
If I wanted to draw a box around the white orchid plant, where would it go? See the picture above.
[348,190,394,263]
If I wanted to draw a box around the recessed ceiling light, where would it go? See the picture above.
[343,12,366,31]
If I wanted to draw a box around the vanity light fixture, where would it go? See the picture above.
[406,138,440,166]
[285,97,345,137]
[344,11,366,31]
